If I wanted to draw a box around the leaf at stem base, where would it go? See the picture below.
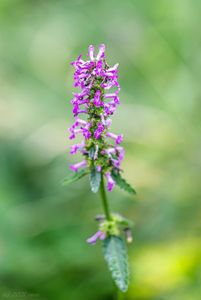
[103,236,129,292]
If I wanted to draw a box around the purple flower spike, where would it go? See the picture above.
[69,44,125,191]
[68,45,137,288]
[87,230,106,245]
[69,46,134,292]
[70,160,87,172]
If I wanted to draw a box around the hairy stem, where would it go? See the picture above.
[100,172,111,220]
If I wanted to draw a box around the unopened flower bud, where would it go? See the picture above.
[95,214,105,221]
[124,228,133,243]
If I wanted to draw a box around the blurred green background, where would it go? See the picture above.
[0,0,201,299]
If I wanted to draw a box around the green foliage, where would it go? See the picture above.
[103,236,129,292]
[62,169,88,185]
[111,170,136,195]
[89,167,101,193]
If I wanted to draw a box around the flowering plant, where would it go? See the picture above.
[65,44,136,293]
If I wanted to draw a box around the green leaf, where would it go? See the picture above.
[62,169,88,185]
[89,168,101,193]
[89,147,95,159]
[111,170,136,195]
[103,236,129,292]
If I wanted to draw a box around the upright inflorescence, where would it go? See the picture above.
[67,44,136,293]
[69,44,124,192]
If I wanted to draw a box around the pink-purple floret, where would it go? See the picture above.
[86,230,106,244]
[69,44,124,191]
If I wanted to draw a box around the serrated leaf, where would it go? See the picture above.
[89,167,101,193]
[103,236,129,292]
[62,169,88,185]
[111,171,136,195]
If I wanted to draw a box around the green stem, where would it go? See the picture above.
[100,172,111,220]
[117,289,124,300]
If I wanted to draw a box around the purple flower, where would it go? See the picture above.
[105,89,120,105]
[69,119,92,140]
[105,172,115,191]
[94,90,102,107]
[87,230,106,244]
[96,44,105,60]
[100,113,112,127]
[72,103,87,116]
[116,146,125,161]
[96,165,102,172]
[103,103,117,116]
[82,122,92,139]
[88,45,95,61]
[69,128,82,140]
[82,127,91,140]
[70,142,85,154]
[70,160,87,172]
[95,60,104,76]
[106,132,123,144]
[102,146,124,169]
[94,123,105,139]
[106,63,119,72]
